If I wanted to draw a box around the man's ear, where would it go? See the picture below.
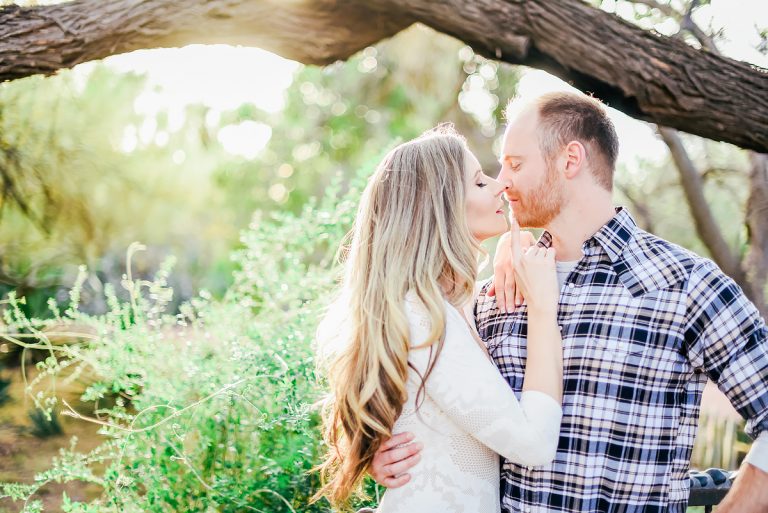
[563,140,586,179]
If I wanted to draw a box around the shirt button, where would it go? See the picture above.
[568,282,575,289]
[525,508,532,513]
[558,325,563,331]
[527,466,533,471]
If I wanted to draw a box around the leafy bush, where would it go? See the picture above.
[28,407,63,438]
[0,169,375,512]
[0,362,10,407]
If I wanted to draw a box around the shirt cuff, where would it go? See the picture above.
[744,431,768,473]
[520,390,563,438]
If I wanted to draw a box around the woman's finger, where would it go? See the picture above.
[514,283,524,307]
[504,274,516,313]
[521,230,537,250]
[546,246,557,261]
[494,268,506,312]
[381,472,412,489]
[384,452,422,479]
[380,442,423,466]
[379,432,414,451]
[509,215,523,263]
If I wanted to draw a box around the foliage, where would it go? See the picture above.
[0,10,760,512]
[0,25,520,512]
[28,407,63,438]
[0,26,514,319]
[0,362,9,406]
[0,168,373,511]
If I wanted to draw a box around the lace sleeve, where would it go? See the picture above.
[406,300,563,467]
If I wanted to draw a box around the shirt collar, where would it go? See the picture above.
[537,207,638,264]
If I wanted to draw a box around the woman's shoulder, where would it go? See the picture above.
[404,291,472,347]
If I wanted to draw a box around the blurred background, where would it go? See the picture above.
[0,0,765,511]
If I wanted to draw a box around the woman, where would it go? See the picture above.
[315,126,563,512]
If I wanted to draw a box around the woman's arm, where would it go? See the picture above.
[406,297,562,467]
[508,218,563,403]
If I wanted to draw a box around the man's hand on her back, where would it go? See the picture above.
[369,432,422,488]
[488,227,537,313]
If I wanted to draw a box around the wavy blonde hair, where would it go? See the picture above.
[314,126,481,509]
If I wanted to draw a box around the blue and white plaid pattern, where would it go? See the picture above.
[475,208,768,513]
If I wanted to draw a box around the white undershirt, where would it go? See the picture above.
[556,260,579,290]
[745,432,768,472]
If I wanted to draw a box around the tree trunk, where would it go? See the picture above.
[745,153,768,317]
[1,0,767,152]
[659,127,767,316]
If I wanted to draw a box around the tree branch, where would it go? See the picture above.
[745,153,768,316]
[657,127,752,290]
[615,182,655,233]
[1,0,767,152]
[629,0,679,18]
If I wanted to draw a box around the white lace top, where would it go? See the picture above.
[376,294,563,513]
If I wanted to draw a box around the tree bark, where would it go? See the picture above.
[1,0,767,152]
[745,153,768,317]
[657,128,738,277]
[646,1,767,316]
[658,126,768,315]
[0,1,415,81]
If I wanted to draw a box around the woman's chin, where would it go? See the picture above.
[472,226,507,242]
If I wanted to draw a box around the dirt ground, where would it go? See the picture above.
[0,366,107,513]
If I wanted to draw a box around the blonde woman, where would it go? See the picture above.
[315,126,563,512]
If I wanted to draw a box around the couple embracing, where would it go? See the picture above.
[314,91,768,513]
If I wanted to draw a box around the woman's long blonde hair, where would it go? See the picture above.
[314,126,482,509]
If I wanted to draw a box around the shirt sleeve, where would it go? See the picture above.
[405,299,563,467]
[684,259,768,440]
[744,431,768,473]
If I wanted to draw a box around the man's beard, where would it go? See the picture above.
[513,164,565,228]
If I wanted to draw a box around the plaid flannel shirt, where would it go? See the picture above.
[475,208,768,513]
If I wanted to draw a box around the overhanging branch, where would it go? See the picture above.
[1,0,767,152]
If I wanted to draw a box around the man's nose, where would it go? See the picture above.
[496,168,513,188]
[489,179,508,197]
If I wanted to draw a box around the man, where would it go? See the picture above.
[371,91,768,512]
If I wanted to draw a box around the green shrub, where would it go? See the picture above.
[0,362,10,406]
[28,407,63,438]
[0,169,379,512]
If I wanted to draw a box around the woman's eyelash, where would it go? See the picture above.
[476,182,488,188]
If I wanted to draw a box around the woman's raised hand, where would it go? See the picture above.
[489,220,537,313]
[507,216,559,315]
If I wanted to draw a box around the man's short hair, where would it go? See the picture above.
[508,92,619,190]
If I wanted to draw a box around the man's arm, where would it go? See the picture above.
[717,463,768,512]
[369,432,422,488]
[718,432,768,511]
[684,260,768,513]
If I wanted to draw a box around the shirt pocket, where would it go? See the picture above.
[564,337,650,378]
